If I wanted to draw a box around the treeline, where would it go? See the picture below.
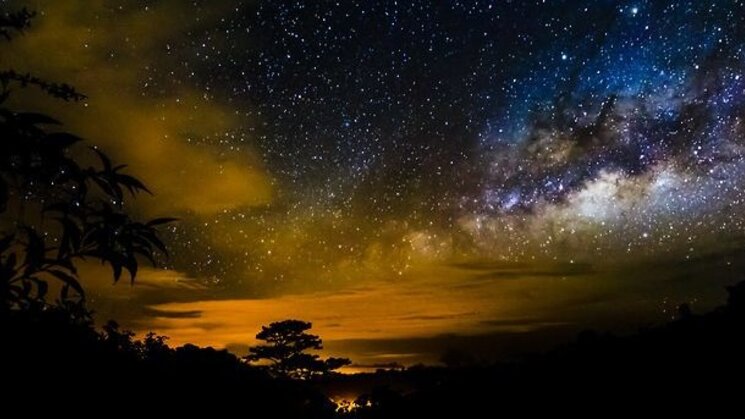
[2,306,338,416]
[4,279,744,416]
[339,280,745,417]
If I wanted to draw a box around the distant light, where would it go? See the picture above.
[561,53,568,60]
[631,7,639,15]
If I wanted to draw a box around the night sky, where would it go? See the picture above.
[6,0,745,369]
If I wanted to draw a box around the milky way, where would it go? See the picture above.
[149,0,745,285]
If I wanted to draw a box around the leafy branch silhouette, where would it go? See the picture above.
[0,9,175,314]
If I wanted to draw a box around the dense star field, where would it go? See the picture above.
[6,0,745,367]
[170,0,745,278]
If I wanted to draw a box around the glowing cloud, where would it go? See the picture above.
[4,0,272,215]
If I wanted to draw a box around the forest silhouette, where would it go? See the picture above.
[2,6,745,417]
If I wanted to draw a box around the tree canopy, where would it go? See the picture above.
[245,319,351,380]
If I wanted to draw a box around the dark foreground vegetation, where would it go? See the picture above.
[335,280,745,417]
[1,279,744,416]
[2,308,338,415]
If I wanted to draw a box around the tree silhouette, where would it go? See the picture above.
[245,319,351,380]
[0,8,175,313]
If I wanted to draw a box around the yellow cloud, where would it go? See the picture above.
[137,264,599,360]
[3,0,272,215]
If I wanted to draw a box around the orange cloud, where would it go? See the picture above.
[136,264,600,363]
[3,0,272,215]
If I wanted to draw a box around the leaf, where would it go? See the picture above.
[125,258,138,283]
[21,279,32,297]
[35,278,48,299]
[44,132,83,148]
[4,252,17,271]
[111,263,123,283]
[47,269,85,298]
[143,231,168,255]
[91,176,116,199]
[51,254,77,275]
[90,147,112,172]
[91,176,125,203]
[0,234,14,253]
[133,245,156,266]
[145,217,178,227]
[15,112,60,125]
[22,227,46,274]
[55,217,82,259]
[116,173,151,195]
